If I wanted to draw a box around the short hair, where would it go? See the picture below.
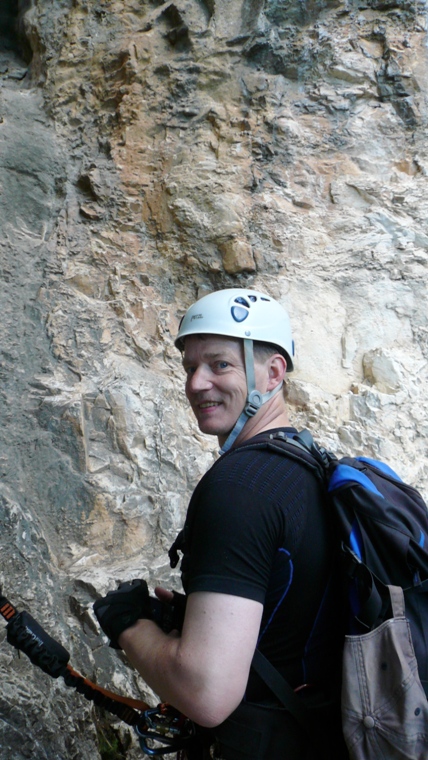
[253,341,287,363]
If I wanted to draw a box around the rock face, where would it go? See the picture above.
[0,0,427,757]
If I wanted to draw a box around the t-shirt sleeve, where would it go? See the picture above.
[185,477,285,603]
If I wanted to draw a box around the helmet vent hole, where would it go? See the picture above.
[231,305,249,322]
[234,297,250,307]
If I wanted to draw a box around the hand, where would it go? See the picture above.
[149,588,187,633]
[154,587,174,603]
[93,579,152,649]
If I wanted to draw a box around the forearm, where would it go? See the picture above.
[119,618,237,727]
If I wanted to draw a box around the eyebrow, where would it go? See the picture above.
[182,351,231,366]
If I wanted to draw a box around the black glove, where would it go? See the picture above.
[6,611,70,678]
[93,579,152,649]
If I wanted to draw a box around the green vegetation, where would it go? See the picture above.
[95,716,128,760]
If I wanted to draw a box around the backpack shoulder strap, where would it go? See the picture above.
[235,428,333,484]
[251,649,308,730]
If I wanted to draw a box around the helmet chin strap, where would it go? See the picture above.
[220,339,283,454]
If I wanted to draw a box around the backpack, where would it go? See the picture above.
[245,429,428,760]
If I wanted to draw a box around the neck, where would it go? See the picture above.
[218,395,291,449]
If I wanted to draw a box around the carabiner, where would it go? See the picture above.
[136,705,195,757]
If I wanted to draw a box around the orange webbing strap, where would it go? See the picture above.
[0,593,196,754]
[64,665,150,726]
[0,598,17,621]
[0,592,150,727]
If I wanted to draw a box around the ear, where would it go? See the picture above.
[267,354,287,391]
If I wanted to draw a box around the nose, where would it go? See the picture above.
[186,365,213,394]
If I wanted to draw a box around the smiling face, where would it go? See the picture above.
[182,335,249,445]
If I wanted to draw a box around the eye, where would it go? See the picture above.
[213,361,229,371]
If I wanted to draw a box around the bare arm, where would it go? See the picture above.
[119,591,263,727]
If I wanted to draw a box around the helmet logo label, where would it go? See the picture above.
[190,314,203,321]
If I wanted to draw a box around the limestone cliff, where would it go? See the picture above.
[0,0,427,757]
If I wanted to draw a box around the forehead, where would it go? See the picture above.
[182,334,243,360]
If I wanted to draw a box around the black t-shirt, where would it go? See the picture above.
[179,428,341,698]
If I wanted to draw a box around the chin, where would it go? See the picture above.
[198,424,222,437]
[196,419,228,437]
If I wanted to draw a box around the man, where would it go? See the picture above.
[94,288,346,759]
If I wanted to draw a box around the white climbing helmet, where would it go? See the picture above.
[175,288,294,371]
[175,289,295,453]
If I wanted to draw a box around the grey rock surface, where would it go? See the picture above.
[0,0,427,757]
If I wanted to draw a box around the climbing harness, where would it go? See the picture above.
[0,592,195,757]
